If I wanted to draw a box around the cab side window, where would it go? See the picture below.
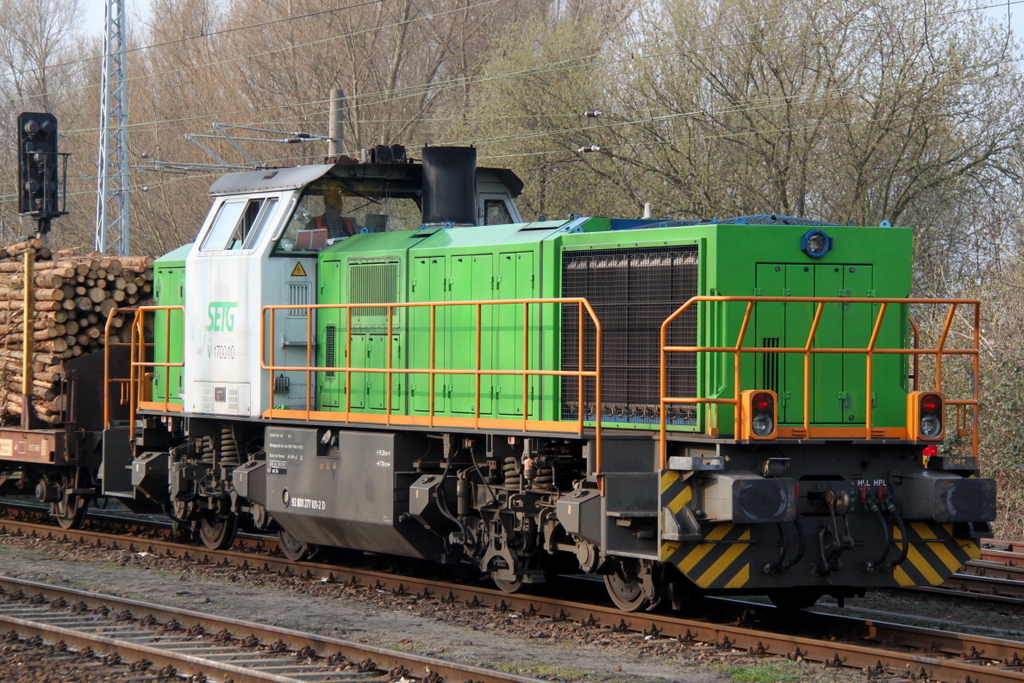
[484,199,512,225]
[201,197,278,252]
[273,193,322,255]
[242,198,278,249]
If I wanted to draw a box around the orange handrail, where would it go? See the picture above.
[105,306,185,431]
[261,298,605,474]
[908,316,921,391]
[659,296,980,467]
[102,308,134,430]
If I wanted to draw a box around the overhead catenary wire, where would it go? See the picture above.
[43,93,1014,208]
[35,0,1024,141]
[7,0,1015,99]
[0,0,384,94]
[50,0,511,135]
[0,0,1016,217]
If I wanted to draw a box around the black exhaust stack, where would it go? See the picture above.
[421,146,477,226]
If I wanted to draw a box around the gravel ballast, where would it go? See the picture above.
[0,530,881,682]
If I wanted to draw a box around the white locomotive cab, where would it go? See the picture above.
[185,190,298,417]
[183,163,367,417]
[181,158,525,418]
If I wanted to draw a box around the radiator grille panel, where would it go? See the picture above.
[350,261,398,320]
[325,324,337,378]
[561,245,698,425]
[288,283,310,316]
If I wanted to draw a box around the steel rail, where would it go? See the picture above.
[966,560,1024,581]
[0,574,544,683]
[984,540,1024,555]
[14,498,1023,612]
[1,517,1023,682]
[0,501,271,553]
[981,546,1024,567]
[71,499,1024,610]
[899,578,1024,606]
[940,571,1024,599]
[884,569,1024,607]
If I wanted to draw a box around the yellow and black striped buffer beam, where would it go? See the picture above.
[661,469,692,517]
[891,522,981,587]
[660,470,752,589]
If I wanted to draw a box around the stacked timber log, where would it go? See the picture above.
[0,239,154,425]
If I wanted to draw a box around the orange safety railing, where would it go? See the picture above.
[261,298,604,471]
[103,307,135,430]
[659,297,980,467]
[104,306,185,431]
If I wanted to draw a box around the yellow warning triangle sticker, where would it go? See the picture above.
[290,261,307,277]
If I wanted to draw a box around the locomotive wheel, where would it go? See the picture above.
[278,529,318,562]
[492,576,532,594]
[52,494,87,530]
[199,514,238,550]
[604,558,656,612]
[487,555,533,594]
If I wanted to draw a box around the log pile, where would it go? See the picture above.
[0,239,154,425]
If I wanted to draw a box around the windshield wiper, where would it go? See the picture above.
[334,178,381,206]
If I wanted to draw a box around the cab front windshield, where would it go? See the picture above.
[273,177,422,255]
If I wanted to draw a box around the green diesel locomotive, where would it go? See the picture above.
[108,146,995,610]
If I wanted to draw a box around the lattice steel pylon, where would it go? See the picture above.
[95,0,129,256]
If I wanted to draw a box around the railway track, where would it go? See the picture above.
[39,496,1019,607]
[0,511,1023,683]
[905,573,1024,607]
[886,544,1024,606]
[904,542,1024,605]
[0,573,545,683]
[58,501,1024,612]
[980,543,1024,569]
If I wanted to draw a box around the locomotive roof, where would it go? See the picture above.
[208,160,524,197]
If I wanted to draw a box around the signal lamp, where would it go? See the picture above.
[17,112,65,222]
[907,391,944,441]
[801,229,832,258]
[740,389,777,440]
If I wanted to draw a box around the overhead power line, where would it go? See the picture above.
[0,0,1013,202]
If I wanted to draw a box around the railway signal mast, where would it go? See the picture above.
[95,0,130,256]
[15,111,68,429]
[16,112,68,236]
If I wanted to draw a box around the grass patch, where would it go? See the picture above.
[717,661,804,683]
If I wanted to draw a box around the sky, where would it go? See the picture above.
[80,0,1024,62]
[986,0,1024,45]
[82,0,151,39]
[82,0,1024,41]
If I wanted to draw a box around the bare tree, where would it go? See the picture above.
[452,3,640,220]
[0,0,94,248]
[216,0,541,155]
[465,0,1021,229]
[0,0,84,111]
